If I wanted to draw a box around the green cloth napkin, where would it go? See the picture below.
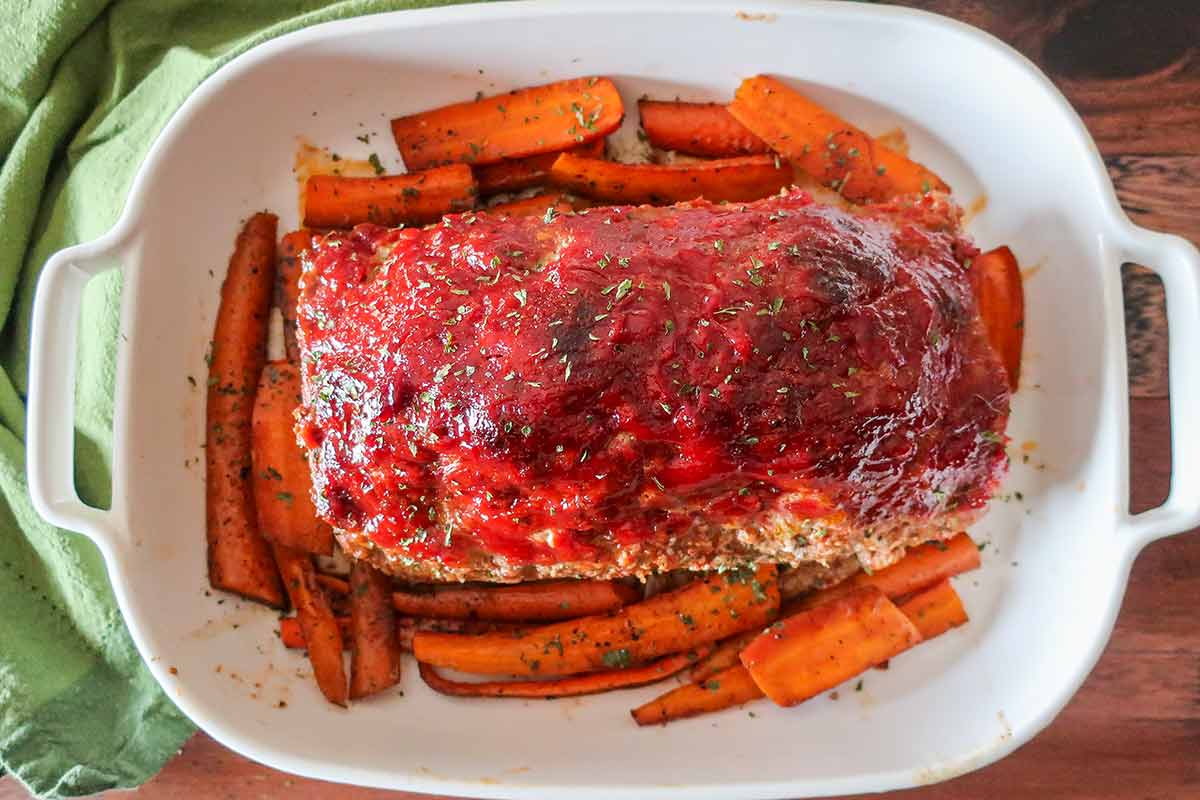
[0,1,474,796]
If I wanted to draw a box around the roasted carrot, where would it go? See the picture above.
[412,566,778,677]
[972,246,1024,391]
[548,152,790,205]
[788,532,980,612]
[484,192,574,219]
[315,573,349,595]
[898,579,969,640]
[348,561,403,699]
[279,615,521,651]
[475,138,604,195]
[398,619,524,651]
[639,100,769,157]
[392,578,641,622]
[302,164,476,228]
[279,616,312,649]
[741,585,921,707]
[273,544,347,706]
[318,573,640,622]
[631,663,764,726]
[848,533,980,599]
[250,361,333,556]
[277,229,318,364]
[728,75,948,204]
[391,77,623,170]
[689,630,758,682]
[418,648,705,699]
[206,213,285,608]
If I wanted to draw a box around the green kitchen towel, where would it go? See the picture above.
[0,1,477,796]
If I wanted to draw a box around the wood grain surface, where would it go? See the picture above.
[3,1,1197,798]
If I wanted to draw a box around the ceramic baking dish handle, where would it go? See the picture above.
[27,236,125,548]
[1116,223,1200,548]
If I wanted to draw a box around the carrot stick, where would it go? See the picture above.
[418,648,705,699]
[484,192,574,219]
[475,138,604,195]
[397,618,524,651]
[277,229,318,364]
[740,585,921,707]
[348,561,403,699]
[251,361,333,555]
[279,616,311,649]
[843,532,979,601]
[548,153,790,205]
[392,579,641,622]
[273,544,348,706]
[206,213,285,607]
[972,246,1024,391]
[898,579,969,640]
[391,77,623,170]
[279,615,521,651]
[412,566,778,677]
[302,164,476,228]
[315,573,350,595]
[317,574,641,622]
[788,532,980,612]
[639,100,768,157]
[689,630,758,682]
[728,75,948,204]
[631,663,764,726]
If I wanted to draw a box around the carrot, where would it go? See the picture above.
[318,573,641,622]
[639,100,769,157]
[475,138,604,195]
[418,648,705,699]
[206,213,285,607]
[315,573,349,595]
[972,246,1024,391]
[391,77,623,170]
[484,192,575,219]
[279,615,521,651]
[631,663,764,726]
[898,579,969,640]
[789,532,980,612]
[277,229,318,364]
[728,75,948,204]
[398,618,524,651]
[741,585,921,707]
[689,630,758,682]
[302,164,476,228]
[548,152,790,205]
[412,566,778,677]
[392,578,641,622]
[250,361,333,556]
[847,532,980,599]
[279,616,312,649]
[348,561,403,699]
[273,544,348,706]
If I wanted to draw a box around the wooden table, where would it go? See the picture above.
[4,1,1197,798]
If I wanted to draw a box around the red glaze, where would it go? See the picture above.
[297,190,1008,569]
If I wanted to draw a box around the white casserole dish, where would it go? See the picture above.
[26,2,1200,797]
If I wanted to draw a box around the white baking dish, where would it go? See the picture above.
[26,2,1200,797]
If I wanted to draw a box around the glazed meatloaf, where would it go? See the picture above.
[295,189,1009,582]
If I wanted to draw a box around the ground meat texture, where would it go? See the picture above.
[296,189,1009,582]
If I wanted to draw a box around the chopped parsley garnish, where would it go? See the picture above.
[367,153,385,175]
[602,648,632,669]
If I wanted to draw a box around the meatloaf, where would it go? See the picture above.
[296,189,1009,582]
